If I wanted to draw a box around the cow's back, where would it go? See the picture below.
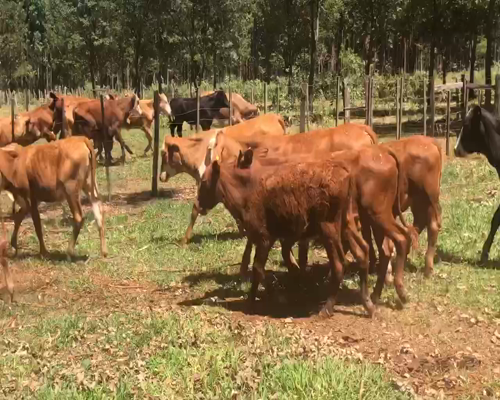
[225,113,285,138]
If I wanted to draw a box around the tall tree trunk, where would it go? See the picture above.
[485,0,497,107]
[442,47,448,84]
[308,0,319,111]
[469,35,477,99]
[330,43,336,72]
[429,39,435,89]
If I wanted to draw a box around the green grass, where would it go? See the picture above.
[0,114,499,398]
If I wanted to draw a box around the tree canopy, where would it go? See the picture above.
[1,0,499,99]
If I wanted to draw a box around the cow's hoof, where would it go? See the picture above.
[370,292,380,305]
[423,268,433,278]
[363,300,376,318]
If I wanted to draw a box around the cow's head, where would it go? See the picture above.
[198,157,221,215]
[454,106,500,164]
[159,93,172,116]
[159,140,183,182]
[25,118,57,143]
[213,90,231,110]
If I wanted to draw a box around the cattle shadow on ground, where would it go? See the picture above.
[116,188,176,206]
[9,250,89,263]
[188,231,243,244]
[179,264,378,319]
[436,248,500,270]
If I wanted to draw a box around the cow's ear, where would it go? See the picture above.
[243,148,253,166]
[237,150,244,167]
[212,159,220,176]
[49,92,57,100]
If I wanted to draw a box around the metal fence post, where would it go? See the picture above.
[11,97,15,143]
[335,76,340,127]
[152,91,160,196]
[100,95,111,202]
[423,77,427,136]
[196,88,200,132]
[446,90,451,156]
[430,72,435,137]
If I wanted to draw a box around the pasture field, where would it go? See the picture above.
[0,114,499,399]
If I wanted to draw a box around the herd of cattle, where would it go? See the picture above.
[0,88,497,318]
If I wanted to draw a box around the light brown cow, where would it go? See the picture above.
[198,149,373,316]
[380,135,442,277]
[0,137,107,259]
[0,104,57,146]
[123,94,172,154]
[159,113,286,244]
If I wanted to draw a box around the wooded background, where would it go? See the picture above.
[1,0,499,106]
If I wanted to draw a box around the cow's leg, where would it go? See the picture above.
[298,239,309,270]
[425,201,441,276]
[83,180,108,258]
[65,190,84,258]
[1,248,13,303]
[480,204,500,263]
[241,239,253,276]
[141,126,153,155]
[170,123,176,137]
[29,195,48,257]
[280,240,300,273]
[249,240,272,305]
[362,224,377,274]
[319,223,345,317]
[370,226,392,305]
[181,201,200,246]
[10,198,29,255]
[344,217,374,317]
[176,123,183,138]
[372,213,410,305]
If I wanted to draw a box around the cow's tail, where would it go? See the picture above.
[386,148,419,250]
[364,125,378,144]
[84,138,99,200]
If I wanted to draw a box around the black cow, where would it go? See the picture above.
[454,105,500,263]
[169,90,230,137]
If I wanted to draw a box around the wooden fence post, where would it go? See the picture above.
[25,89,29,111]
[196,88,200,132]
[430,72,435,137]
[343,78,350,123]
[152,91,160,197]
[423,78,427,136]
[495,75,500,116]
[446,90,451,156]
[461,74,467,122]
[61,98,66,138]
[264,83,268,114]
[11,97,15,143]
[399,76,404,137]
[100,95,111,202]
[300,82,307,133]
[396,79,400,140]
[276,84,280,114]
[229,87,233,126]
[370,76,374,128]
[335,76,340,127]
[365,77,370,126]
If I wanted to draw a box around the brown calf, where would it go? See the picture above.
[381,135,442,277]
[159,113,286,244]
[0,137,107,258]
[198,151,373,316]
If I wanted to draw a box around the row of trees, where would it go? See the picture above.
[1,0,499,104]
